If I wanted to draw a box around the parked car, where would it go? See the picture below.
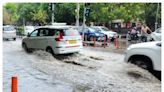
[22,26,83,54]
[3,25,17,40]
[149,28,161,41]
[91,26,118,41]
[24,26,35,36]
[78,27,105,41]
[124,41,161,72]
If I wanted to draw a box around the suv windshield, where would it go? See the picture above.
[3,26,15,31]
[92,27,101,32]
[101,27,110,31]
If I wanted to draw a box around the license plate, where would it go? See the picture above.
[69,40,76,44]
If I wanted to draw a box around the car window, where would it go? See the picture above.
[101,27,109,31]
[30,30,39,37]
[64,28,80,36]
[92,27,101,32]
[39,29,49,36]
[48,29,56,36]
[3,26,15,31]
[84,28,89,32]
[88,28,96,32]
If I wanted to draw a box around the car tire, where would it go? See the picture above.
[150,38,155,41]
[46,47,54,55]
[89,36,94,41]
[84,35,88,41]
[22,43,31,53]
[105,35,108,41]
[130,58,153,71]
[13,38,16,41]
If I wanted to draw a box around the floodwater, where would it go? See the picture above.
[3,38,161,92]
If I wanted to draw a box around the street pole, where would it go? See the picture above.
[52,3,55,24]
[76,3,80,28]
[155,3,159,30]
[23,18,25,36]
[82,3,86,40]
[23,18,25,27]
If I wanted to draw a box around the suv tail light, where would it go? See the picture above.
[55,32,63,41]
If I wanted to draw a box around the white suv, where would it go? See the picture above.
[124,41,161,71]
[22,26,83,54]
[150,28,161,41]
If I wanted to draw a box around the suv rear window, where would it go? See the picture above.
[64,29,80,36]
[3,26,15,31]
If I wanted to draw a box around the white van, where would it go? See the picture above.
[3,26,17,40]
[22,26,83,54]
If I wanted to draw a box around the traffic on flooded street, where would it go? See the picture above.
[2,2,161,92]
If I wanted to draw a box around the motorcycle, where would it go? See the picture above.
[126,30,140,41]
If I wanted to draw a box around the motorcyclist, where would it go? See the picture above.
[130,27,139,40]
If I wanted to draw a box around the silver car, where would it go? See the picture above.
[22,26,83,54]
[3,25,17,40]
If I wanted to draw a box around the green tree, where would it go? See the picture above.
[3,3,19,25]
[31,9,48,25]
[144,3,161,30]
[54,3,76,25]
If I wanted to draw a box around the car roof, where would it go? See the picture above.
[35,25,74,30]
[91,26,105,28]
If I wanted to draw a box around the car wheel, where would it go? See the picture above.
[130,58,153,71]
[13,38,16,41]
[84,35,88,41]
[46,47,54,55]
[150,38,154,41]
[22,43,31,53]
[105,35,108,41]
[89,36,94,41]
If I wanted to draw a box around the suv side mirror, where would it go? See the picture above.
[27,32,30,37]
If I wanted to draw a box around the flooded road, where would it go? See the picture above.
[3,38,161,92]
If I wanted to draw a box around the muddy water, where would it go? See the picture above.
[3,38,161,92]
[32,49,160,92]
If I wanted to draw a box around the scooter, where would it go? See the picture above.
[126,31,140,41]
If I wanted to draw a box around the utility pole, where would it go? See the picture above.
[76,3,80,28]
[155,3,159,30]
[82,3,86,39]
[23,18,25,35]
[52,3,55,24]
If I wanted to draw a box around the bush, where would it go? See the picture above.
[16,26,24,36]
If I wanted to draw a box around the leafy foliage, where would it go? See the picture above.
[3,3,161,28]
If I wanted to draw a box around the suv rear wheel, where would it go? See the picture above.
[46,47,54,55]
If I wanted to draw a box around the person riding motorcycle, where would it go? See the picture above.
[127,27,139,41]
